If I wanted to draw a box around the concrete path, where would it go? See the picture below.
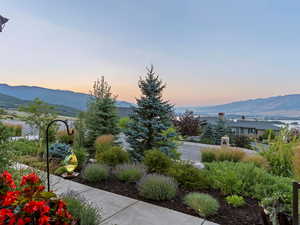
[14,163,218,225]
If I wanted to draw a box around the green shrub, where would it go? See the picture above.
[62,191,102,225]
[9,139,38,156]
[74,147,88,170]
[242,154,269,170]
[49,143,72,159]
[259,128,297,177]
[4,123,22,137]
[54,166,67,175]
[95,135,114,152]
[138,174,177,201]
[96,146,129,167]
[56,130,74,144]
[114,163,146,183]
[83,164,109,183]
[225,195,245,207]
[118,117,130,130]
[201,147,245,163]
[183,193,219,217]
[231,135,252,149]
[143,149,172,173]
[166,162,209,190]
[201,149,217,162]
[205,161,292,214]
[0,122,11,144]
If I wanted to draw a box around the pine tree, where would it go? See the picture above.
[214,120,232,145]
[201,124,216,144]
[125,66,178,161]
[85,77,119,147]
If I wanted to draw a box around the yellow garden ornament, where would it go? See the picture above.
[63,152,78,174]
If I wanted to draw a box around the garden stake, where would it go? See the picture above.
[46,120,73,192]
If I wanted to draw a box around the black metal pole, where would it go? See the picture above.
[46,120,73,192]
[293,181,300,225]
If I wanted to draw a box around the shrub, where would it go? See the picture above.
[259,128,296,177]
[166,162,209,190]
[56,130,74,144]
[4,123,22,137]
[201,147,245,163]
[225,195,245,207]
[49,143,72,159]
[231,135,252,149]
[54,166,67,175]
[83,164,109,183]
[216,147,246,162]
[0,171,75,224]
[95,135,114,149]
[96,146,129,167]
[0,122,10,144]
[293,145,300,181]
[242,154,269,169]
[74,147,88,170]
[205,161,292,214]
[201,149,217,162]
[143,149,172,173]
[62,191,102,225]
[183,193,219,217]
[114,163,146,183]
[9,139,38,156]
[172,110,201,136]
[138,174,177,201]
[118,117,130,130]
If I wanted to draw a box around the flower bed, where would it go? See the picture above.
[72,175,264,225]
[0,171,76,225]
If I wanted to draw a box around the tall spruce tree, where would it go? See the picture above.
[85,77,119,147]
[201,124,216,144]
[125,66,177,161]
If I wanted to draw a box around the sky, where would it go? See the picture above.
[1,0,300,106]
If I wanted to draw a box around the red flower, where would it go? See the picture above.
[21,173,41,186]
[38,215,50,225]
[1,191,20,206]
[0,208,15,224]
[23,200,50,215]
[0,171,16,189]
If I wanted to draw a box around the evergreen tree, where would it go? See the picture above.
[85,77,119,147]
[214,120,232,145]
[125,66,178,161]
[201,124,216,144]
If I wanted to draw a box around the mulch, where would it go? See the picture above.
[72,176,265,225]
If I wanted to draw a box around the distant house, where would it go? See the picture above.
[200,113,281,138]
[227,120,280,137]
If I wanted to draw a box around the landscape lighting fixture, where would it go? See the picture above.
[0,15,9,32]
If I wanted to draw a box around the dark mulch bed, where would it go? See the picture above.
[72,176,264,225]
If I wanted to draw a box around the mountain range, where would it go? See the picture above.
[0,93,81,117]
[177,94,300,118]
[0,84,133,111]
[1,83,300,118]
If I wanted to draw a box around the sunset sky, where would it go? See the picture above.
[1,1,300,106]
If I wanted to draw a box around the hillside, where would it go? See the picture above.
[177,94,300,117]
[0,93,81,117]
[0,84,133,111]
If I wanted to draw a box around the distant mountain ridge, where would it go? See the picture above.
[0,84,133,111]
[177,94,300,117]
[0,93,80,117]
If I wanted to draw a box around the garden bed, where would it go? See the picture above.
[72,176,264,225]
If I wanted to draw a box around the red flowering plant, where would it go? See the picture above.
[0,171,76,225]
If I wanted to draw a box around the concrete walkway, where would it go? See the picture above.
[14,163,218,225]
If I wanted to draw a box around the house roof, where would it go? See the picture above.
[226,120,281,131]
